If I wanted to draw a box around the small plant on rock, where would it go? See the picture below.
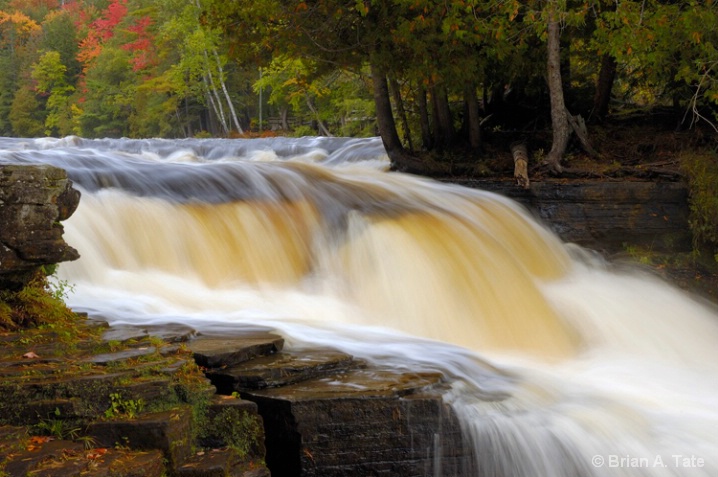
[104,393,145,420]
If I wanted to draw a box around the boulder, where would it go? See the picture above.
[0,164,80,289]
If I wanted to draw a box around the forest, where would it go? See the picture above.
[1,0,717,165]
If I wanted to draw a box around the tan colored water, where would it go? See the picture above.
[3,136,716,476]
[63,170,575,359]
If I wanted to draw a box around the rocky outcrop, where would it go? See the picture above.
[0,164,80,289]
[0,321,269,477]
[452,179,692,253]
[1,319,465,477]
[191,335,470,477]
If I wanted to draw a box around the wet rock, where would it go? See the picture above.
[87,407,194,469]
[190,333,284,368]
[206,349,357,392]
[15,398,82,424]
[86,347,158,365]
[0,434,166,477]
[1,319,467,477]
[242,368,469,477]
[86,448,166,477]
[177,448,270,477]
[102,323,198,344]
[454,179,692,253]
[0,164,80,289]
[3,439,85,477]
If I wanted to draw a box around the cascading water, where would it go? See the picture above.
[1,135,717,476]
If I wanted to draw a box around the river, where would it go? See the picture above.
[1,135,717,476]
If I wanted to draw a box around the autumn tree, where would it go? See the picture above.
[9,85,44,136]
[32,50,76,135]
[0,9,41,134]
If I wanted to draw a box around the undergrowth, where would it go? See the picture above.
[0,268,84,340]
[681,151,718,264]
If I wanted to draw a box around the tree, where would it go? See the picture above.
[0,9,41,134]
[79,46,135,137]
[9,85,44,136]
[32,50,76,135]
[155,0,244,135]
[544,0,568,173]
[39,9,81,84]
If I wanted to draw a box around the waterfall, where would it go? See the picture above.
[1,135,717,476]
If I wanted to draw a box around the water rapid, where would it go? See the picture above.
[1,136,717,476]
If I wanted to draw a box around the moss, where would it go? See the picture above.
[0,427,28,476]
[681,151,718,263]
[200,406,264,459]
[0,270,93,345]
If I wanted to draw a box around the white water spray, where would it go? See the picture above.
[2,136,717,476]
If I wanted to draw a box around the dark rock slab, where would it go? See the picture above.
[0,425,27,461]
[3,443,166,477]
[0,371,132,423]
[241,368,469,477]
[246,367,444,400]
[237,465,271,477]
[189,333,284,369]
[85,448,166,477]
[0,360,67,379]
[206,349,357,393]
[111,378,176,408]
[3,439,84,477]
[86,347,157,365]
[200,395,265,458]
[102,323,198,344]
[14,398,82,425]
[176,448,271,477]
[177,448,241,477]
[87,407,194,469]
[454,179,692,253]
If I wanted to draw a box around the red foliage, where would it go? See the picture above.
[76,0,128,69]
[93,0,127,41]
[121,15,157,71]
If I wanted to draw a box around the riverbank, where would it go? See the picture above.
[0,315,463,477]
[2,139,718,476]
[0,317,270,476]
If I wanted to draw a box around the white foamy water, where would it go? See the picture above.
[2,136,717,476]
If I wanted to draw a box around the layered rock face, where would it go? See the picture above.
[0,164,80,289]
[192,335,470,477]
[452,179,692,253]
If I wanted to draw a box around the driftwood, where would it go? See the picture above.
[511,142,530,189]
[566,111,600,158]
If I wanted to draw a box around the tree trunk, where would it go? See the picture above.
[203,79,228,135]
[431,83,455,148]
[212,50,244,134]
[389,77,413,152]
[593,54,617,121]
[416,83,433,150]
[202,81,229,135]
[370,61,404,159]
[280,106,290,130]
[511,142,530,189]
[545,4,568,174]
[464,82,482,150]
[306,95,332,136]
